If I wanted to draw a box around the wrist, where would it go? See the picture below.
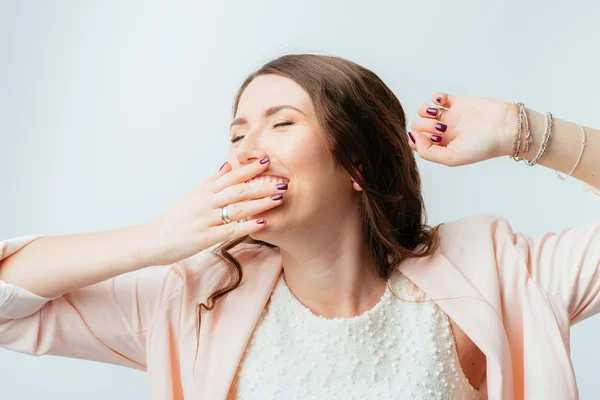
[500,102,519,158]
[132,223,163,268]
[522,108,547,161]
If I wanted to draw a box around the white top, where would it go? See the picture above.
[229,269,481,400]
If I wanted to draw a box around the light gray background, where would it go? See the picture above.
[1,1,599,398]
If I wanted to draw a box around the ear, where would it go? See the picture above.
[353,164,363,191]
[350,158,363,191]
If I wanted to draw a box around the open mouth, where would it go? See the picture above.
[245,175,290,184]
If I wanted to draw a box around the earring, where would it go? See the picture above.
[352,180,362,191]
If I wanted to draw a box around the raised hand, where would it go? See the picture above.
[408,92,517,167]
[142,158,288,266]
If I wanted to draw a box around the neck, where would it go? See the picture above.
[279,245,387,319]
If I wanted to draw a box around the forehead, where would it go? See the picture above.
[236,74,314,117]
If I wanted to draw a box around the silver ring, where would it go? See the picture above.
[221,205,233,224]
[220,205,248,224]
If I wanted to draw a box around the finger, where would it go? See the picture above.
[410,117,449,143]
[212,177,288,225]
[206,215,268,244]
[417,103,445,120]
[432,92,456,108]
[210,161,231,182]
[213,182,287,223]
[210,193,285,226]
[411,130,456,166]
[213,179,287,213]
[407,131,417,150]
[212,157,270,192]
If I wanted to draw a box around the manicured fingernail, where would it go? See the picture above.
[426,107,438,116]
[408,132,416,144]
[435,123,447,132]
[271,194,283,200]
[430,135,442,143]
[436,97,443,103]
[276,183,288,190]
[260,157,269,164]
[256,218,265,224]
[218,162,227,171]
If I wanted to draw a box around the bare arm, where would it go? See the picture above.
[0,156,283,301]
[0,224,153,299]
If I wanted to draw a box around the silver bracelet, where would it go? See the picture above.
[555,124,587,180]
[510,103,523,161]
[524,111,553,167]
[518,103,533,160]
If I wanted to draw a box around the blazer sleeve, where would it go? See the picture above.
[583,182,600,201]
[0,234,183,371]
[509,217,600,326]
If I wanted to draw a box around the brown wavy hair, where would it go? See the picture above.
[192,53,441,369]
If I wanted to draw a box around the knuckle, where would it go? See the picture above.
[237,185,246,197]
[233,201,245,215]
[209,182,220,194]
[226,223,237,237]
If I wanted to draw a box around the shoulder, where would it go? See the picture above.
[437,213,518,247]
[435,213,524,264]
[437,213,513,236]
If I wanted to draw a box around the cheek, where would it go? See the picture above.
[286,132,332,172]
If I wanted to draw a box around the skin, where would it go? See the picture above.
[227,74,387,321]
[227,76,600,390]
[410,93,599,189]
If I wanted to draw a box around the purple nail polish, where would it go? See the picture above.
[276,183,288,190]
[426,107,438,116]
[408,132,416,144]
[218,162,227,172]
[430,135,442,143]
[271,194,283,200]
[436,97,442,103]
[256,218,265,224]
[260,157,269,164]
[435,123,447,133]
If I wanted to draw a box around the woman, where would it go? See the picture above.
[0,54,598,399]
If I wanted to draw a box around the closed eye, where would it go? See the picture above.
[273,121,294,128]
[230,121,295,143]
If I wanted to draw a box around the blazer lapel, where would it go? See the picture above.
[398,252,513,400]
[202,247,283,400]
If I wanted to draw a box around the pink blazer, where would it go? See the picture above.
[1,213,599,399]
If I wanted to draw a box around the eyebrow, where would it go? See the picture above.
[230,105,305,129]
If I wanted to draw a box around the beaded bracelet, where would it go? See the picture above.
[509,103,552,166]
[510,104,587,180]
[524,111,553,167]
[517,103,533,161]
[509,103,522,161]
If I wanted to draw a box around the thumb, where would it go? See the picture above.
[411,131,449,164]
[411,131,434,154]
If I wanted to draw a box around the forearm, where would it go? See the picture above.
[0,224,154,298]
[507,107,599,189]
